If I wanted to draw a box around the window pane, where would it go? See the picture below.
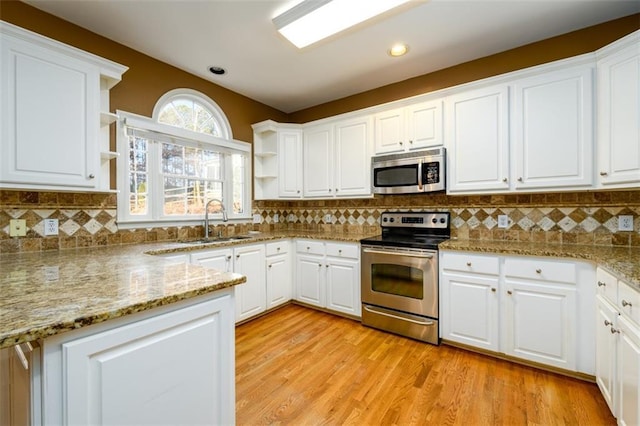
[202,150,222,179]
[129,173,147,215]
[232,154,245,214]
[163,177,186,215]
[157,97,223,137]
[162,143,184,174]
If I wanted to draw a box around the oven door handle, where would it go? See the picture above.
[364,305,435,326]
[363,248,433,259]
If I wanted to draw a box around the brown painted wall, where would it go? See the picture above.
[289,13,640,123]
[0,0,289,143]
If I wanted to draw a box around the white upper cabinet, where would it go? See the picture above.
[303,116,372,198]
[0,22,126,192]
[252,120,303,200]
[446,84,510,193]
[596,30,640,188]
[373,100,443,154]
[511,64,594,190]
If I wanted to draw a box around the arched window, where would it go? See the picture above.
[152,88,232,139]
[116,89,250,228]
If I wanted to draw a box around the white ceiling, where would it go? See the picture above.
[24,0,640,113]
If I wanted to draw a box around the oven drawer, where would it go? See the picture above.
[441,251,499,276]
[505,257,576,284]
[296,240,325,256]
[326,243,358,259]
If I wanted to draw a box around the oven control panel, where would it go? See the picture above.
[380,211,449,229]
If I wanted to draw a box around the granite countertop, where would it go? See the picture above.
[2,230,638,350]
[440,239,640,292]
[0,244,246,349]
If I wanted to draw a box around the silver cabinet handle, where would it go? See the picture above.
[622,300,632,307]
[597,281,606,287]
[535,269,542,274]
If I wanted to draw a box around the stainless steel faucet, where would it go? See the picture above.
[204,198,228,240]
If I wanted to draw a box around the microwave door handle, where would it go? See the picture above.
[418,159,423,190]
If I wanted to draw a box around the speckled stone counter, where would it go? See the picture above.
[440,239,640,291]
[0,244,246,349]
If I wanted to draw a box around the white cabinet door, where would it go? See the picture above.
[1,34,100,189]
[296,254,324,308]
[190,248,233,272]
[446,85,510,193]
[597,33,640,187]
[266,253,292,310]
[325,257,360,317]
[503,281,577,370]
[53,294,235,426]
[618,315,640,426]
[374,107,405,154]
[512,65,594,189]
[233,245,266,322]
[303,124,333,197]
[440,272,499,352]
[596,295,619,416]
[405,100,443,150]
[334,116,372,197]
[278,130,303,198]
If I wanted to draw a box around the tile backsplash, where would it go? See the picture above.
[1,189,638,253]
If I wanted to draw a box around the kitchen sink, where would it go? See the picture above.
[179,235,253,244]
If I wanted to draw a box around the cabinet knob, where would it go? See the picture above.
[610,327,620,334]
[597,281,606,287]
[277,247,281,251]
[326,264,329,268]
[535,269,542,274]
[517,177,523,182]
[399,141,403,145]
[268,264,272,268]
[502,178,508,183]
[88,174,95,179]
[338,249,342,254]
[600,171,608,176]
[297,190,300,194]
[466,262,472,267]
[491,288,496,292]
[335,188,339,192]
[409,140,413,144]
[604,320,613,327]
[622,300,632,308]
[507,290,513,295]
[226,255,231,260]
[318,263,322,267]
[307,246,310,250]
[236,254,240,259]
[329,188,332,192]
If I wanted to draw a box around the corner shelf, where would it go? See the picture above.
[100,111,118,126]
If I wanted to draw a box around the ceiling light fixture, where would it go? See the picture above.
[273,0,411,49]
[388,43,409,57]
[209,66,226,75]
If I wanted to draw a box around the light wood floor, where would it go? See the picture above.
[236,304,615,425]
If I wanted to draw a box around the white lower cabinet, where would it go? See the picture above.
[41,291,235,425]
[266,240,292,310]
[295,240,361,317]
[596,266,640,424]
[440,250,595,374]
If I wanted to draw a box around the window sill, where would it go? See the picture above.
[116,217,253,230]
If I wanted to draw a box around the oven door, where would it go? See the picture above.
[361,245,438,318]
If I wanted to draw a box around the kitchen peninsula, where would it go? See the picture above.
[0,243,245,425]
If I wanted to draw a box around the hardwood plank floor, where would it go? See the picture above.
[236,304,614,425]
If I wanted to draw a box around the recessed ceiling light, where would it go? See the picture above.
[388,43,409,57]
[209,66,226,75]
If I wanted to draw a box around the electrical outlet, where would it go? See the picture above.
[9,219,27,237]
[619,215,634,232]
[44,218,59,236]
[273,213,279,223]
[252,214,261,224]
[324,214,332,223]
[497,215,509,229]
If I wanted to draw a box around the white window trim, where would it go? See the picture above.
[116,110,252,229]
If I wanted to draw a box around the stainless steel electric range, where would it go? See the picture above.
[360,211,451,345]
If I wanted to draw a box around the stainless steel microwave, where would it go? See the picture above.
[371,147,446,194]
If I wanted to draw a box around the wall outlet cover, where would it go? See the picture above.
[44,218,59,236]
[619,215,634,232]
[324,214,332,223]
[252,214,261,224]
[497,215,509,229]
[273,213,279,223]
[9,219,27,237]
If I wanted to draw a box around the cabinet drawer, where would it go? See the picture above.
[266,240,289,256]
[441,251,499,276]
[505,257,576,284]
[296,240,325,256]
[619,280,640,327]
[596,267,618,303]
[326,243,359,259]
